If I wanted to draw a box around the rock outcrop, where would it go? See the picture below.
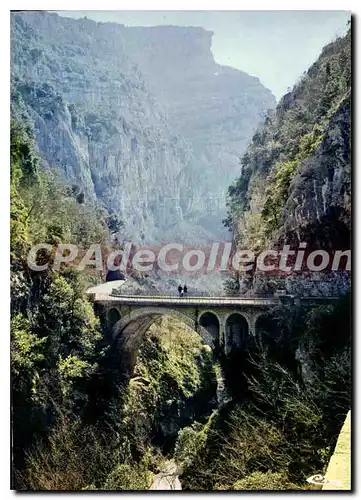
[284,95,351,249]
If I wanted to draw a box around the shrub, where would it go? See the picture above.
[104,464,153,490]
[174,421,209,468]
[231,471,301,490]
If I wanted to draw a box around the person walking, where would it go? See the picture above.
[183,284,188,295]
[178,284,183,297]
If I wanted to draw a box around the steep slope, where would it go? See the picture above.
[11,11,189,243]
[11,11,275,243]
[224,28,351,295]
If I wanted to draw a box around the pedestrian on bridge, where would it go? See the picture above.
[178,285,184,297]
[183,284,188,295]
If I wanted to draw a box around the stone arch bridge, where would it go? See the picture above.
[87,282,338,356]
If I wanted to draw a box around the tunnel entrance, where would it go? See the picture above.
[225,313,248,349]
[199,312,220,351]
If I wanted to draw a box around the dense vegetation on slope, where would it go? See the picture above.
[11,123,216,490]
[111,317,217,456]
[176,298,351,490]
[11,120,107,487]
[223,28,351,297]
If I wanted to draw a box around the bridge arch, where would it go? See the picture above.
[111,307,214,377]
[107,308,122,330]
[112,307,214,345]
[254,313,271,336]
[115,307,191,335]
[198,311,221,351]
[225,312,249,349]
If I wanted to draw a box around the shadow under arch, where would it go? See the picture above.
[254,313,276,338]
[254,312,299,374]
[198,311,220,353]
[225,313,249,349]
[111,307,213,378]
[108,308,121,330]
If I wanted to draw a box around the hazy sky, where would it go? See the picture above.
[56,10,350,99]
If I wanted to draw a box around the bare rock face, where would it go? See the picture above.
[11,11,275,243]
[284,96,351,249]
[223,28,351,298]
[122,26,274,201]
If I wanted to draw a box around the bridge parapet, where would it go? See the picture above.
[322,411,351,490]
[92,294,280,307]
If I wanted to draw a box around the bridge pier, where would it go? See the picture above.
[248,312,265,337]
[219,324,226,353]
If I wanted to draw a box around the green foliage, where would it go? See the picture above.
[10,121,39,256]
[10,184,29,257]
[11,119,38,185]
[57,355,94,398]
[11,314,47,378]
[21,418,137,491]
[230,471,301,491]
[223,274,241,296]
[179,299,351,491]
[40,272,101,359]
[106,212,124,234]
[104,464,153,490]
[174,419,212,468]
[10,137,133,490]
[10,122,111,488]
[262,126,324,234]
[116,317,217,457]
[262,159,298,231]
[14,81,65,121]
[179,406,295,490]
[20,172,107,248]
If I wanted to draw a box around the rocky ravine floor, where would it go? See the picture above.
[149,460,182,491]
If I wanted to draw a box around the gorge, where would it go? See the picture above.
[10,11,351,492]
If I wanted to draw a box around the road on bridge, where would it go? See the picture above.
[86,281,340,307]
[89,293,280,307]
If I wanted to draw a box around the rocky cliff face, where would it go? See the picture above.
[284,95,350,249]
[11,11,275,243]
[121,26,273,200]
[224,29,351,296]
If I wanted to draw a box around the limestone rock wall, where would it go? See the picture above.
[11,11,275,243]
